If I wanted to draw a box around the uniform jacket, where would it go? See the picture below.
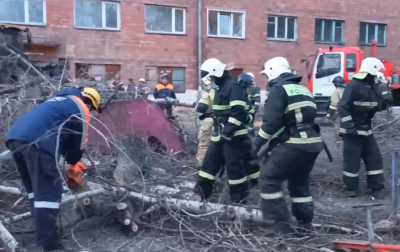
[338,75,388,136]
[256,73,323,152]
[6,88,91,164]
[210,71,250,141]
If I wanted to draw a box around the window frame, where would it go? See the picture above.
[315,18,344,44]
[207,8,246,39]
[0,0,47,26]
[74,0,121,31]
[144,5,187,35]
[267,15,297,42]
[359,22,387,46]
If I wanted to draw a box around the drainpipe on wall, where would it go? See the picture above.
[196,0,203,98]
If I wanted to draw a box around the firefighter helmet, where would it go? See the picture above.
[82,87,101,111]
[200,58,226,80]
[261,57,291,81]
[355,57,385,79]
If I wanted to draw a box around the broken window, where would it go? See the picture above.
[267,15,297,41]
[0,0,46,25]
[360,22,387,46]
[75,63,121,82]
[208,10,245,39]
[75,0,120,30]
[315,19,344,44]
[145,5,186,34]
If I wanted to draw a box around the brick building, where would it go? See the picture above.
[1,0,399,93]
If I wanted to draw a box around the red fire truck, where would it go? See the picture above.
[307,44,400,114]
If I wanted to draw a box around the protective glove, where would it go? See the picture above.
[66,161,88,192]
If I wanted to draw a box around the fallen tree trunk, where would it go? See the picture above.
[1,185,362,235]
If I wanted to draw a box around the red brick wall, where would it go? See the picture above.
[4,0,400,90]
[203,0,400,87]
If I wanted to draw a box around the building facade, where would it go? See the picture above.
[1,0,399,92]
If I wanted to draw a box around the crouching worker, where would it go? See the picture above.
[5,87,101,251]
[254,57,322,234]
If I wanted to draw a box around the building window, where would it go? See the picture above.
[315,19,344,44]
[75,0,120,30]
[360,22,387,46]
[208,10,245,39]
[267,15,297,41]
[145,5,186,34]
[75,63,121,82]
[0,0,46,25]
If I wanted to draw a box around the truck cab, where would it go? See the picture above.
[308,47,364,115]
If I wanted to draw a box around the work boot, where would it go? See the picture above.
[273,221,294,236]
[193,180,213,201]
[369,189,386,200]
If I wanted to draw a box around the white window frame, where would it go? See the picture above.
[144,5,186,35]
[207,9,246,39]
[315,19,344,44]
[74,0,121,31]
[0,0,47,26]
[360,22,387,46]
[267,15,297,42]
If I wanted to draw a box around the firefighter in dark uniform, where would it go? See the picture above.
[338,57,390,198]
[6,87,101,251]
[244,72,261,135]
[194,58,257,203]
[254,57,323,232]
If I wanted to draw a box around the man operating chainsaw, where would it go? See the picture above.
[5,86,101,251]
[254,57,322,234]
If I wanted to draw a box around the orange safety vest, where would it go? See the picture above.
[68,96,91,149]
[156,83,174,91]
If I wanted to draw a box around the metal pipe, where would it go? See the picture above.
[195,0,203,130]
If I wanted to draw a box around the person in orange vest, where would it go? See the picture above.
[5,87,101,251]
[154,75,176,118]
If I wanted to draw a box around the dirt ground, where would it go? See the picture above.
[1,106,400,252]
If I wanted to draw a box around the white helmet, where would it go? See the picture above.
[261,57,291,81]
[200,58,226,80]
[359,57,385,76]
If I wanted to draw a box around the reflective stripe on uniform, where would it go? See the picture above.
[68,96,91,149]
[248,171,260,180]
[212,105,230,110]
[367,169,384,176]
[228,117,242,126]
[229,100,248,108]
[260,191,284,200]
[382,91,389,95]
[282,84,313,97]
[249,108,256,114]
[228,176,248,185]
[295,108,303,123]
[285,101,316,112]
[343,171,359,177]
[329,105,337,110]
[299,131,308,138]
[357,130,372,136]
[233,129,248,136]
[353,101,378,107]
[341,115,353,122]
[34,201,60,209]
[211,135,221,142]
[287,137,322,144]
[28,193,34,199]
[198,170,216,181]
[291,196,313,203]
[258,128,270,139]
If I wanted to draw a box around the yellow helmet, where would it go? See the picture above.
[82,87,101,110]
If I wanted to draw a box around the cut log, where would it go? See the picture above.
[0,221,18,252]
[0,186,21,196]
